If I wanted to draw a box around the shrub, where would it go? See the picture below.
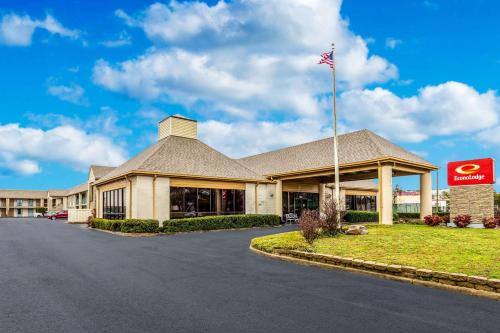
[321,199,345,235]
[424,215,443,226]
[344,210,377,223]
[397,212,420,219]
[299,210,321,244]
[343,211,399,223]
[36,207,48,215]
[160,214,280,233]
[453,215,472,228]
[441,214,450,224]
[90,218,159,233]
[395,219,425,225]
[482,217,497,229]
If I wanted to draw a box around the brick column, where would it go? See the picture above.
[420,172,433,219]
[319,183,326,213]
[378,164,393,224]
[450,184,494,223]
[275,180,283,218]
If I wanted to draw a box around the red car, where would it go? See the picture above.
[47,210,68,220]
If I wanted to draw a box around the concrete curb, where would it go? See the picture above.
[87,227,160,237]
[87,224,285,237]
[249,246,500,301]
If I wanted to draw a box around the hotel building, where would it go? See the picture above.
[0,115,437,224]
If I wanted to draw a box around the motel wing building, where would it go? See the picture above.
[0,189,69,217]
[89,115,437,225]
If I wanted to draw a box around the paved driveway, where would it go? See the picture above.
[0,218,498,333]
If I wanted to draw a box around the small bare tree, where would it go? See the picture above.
[299,209,321,244]
[321,199,345,235]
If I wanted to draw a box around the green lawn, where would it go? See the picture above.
[251,225,500,278]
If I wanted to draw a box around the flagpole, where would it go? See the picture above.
[331,43,340,224]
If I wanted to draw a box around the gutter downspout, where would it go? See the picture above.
[378,161,382,225]
[152,175,157,219]
[127,176,132,219]
[255,182,259,214]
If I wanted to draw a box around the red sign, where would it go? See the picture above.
[447,158,496,186]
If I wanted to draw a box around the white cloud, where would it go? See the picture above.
[476,126,500,145]
[0,13,80,46]
[47,83,88,106]
[199,118,338,158]
[385,38,402,49]
[0,123,127,176]
[338,81,499,143]
[0,153,41,175]
[99,31,131,48]
[94,0,398,120]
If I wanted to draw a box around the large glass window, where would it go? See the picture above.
[345,195,376,211]
[170,187,244,219]
[282,192,319,217]
[103,188,126,220]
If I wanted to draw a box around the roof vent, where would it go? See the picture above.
[158,115,197,140]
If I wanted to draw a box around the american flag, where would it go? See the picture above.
[318,51,334,68]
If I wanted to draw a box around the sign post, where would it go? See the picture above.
[447,158,496,224]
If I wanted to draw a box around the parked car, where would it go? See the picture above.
[34,212,44,218]
[47,210,68,220]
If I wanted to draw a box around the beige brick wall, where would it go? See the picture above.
[132,176,154,219]
[245,183,256,214]
[450,184,494,223]
[155,177,170,225]
[256,183,276,214]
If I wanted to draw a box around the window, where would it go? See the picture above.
[282,192,319,217]
[28,200,34,207]
[103,188,126,220]
[345,195,376,211]
[16,200,23,207]
[170,187,244,219]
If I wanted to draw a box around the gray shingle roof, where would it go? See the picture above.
[98,136,265,183]
[239,129,434,176]
[90,165,116,180]
[67,182,88,195]
[0,189,48,199]
[48,189,69,197]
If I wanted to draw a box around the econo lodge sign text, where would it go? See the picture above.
[447,158,496,186]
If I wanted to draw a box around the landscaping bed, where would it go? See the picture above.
[90,219,159,233]
[89,214,281,234]
[251,225,500,279]
[160,214,280,233]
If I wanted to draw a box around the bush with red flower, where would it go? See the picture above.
[482,217,497,229]
[453,214,472,228]
[423,215,442,226]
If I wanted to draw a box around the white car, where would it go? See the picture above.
[34,212,45,218]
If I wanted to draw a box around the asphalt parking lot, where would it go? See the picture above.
[0,217,498,333]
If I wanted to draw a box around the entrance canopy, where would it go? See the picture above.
[239,129,438,224]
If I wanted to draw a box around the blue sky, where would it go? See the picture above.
[0,0,498,191]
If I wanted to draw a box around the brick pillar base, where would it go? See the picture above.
[449,184,494,223]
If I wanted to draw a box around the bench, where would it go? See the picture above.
[284,213,299,224]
